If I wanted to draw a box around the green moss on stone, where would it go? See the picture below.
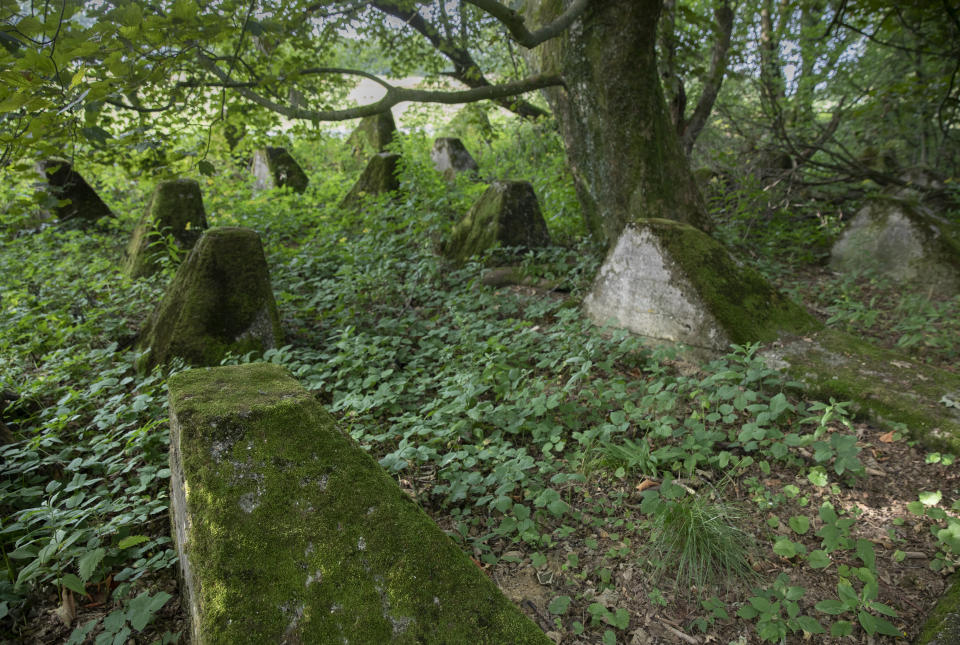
[762,328,960,451]
[339,153,401,210]
[648,219,819,344]
[168,363,550,645]
[444,181,551,265]
[124,178,209,278]
[138,227,282,372]
[915,576,960,645]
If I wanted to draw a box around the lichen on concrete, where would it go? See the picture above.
[168,363,550,645]
[251,147,309,193]
[339,152,401,210]
[124,178,209,278]
[35,158,114,222]
[584,219,817,350]
[137,227,282,372]
[760,328,960,451]
[444,180,551,265]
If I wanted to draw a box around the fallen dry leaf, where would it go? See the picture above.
[55,589,76,628]
[879,431,896,443]
[636,479,658,492]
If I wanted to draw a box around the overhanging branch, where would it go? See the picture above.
[464,0,591,48]
[196,53,562,121]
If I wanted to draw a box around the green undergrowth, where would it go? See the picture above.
[1,117,958,644]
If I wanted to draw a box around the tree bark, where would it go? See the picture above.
[524,0,710,246]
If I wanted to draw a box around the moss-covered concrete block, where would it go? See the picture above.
[35,158,113,222]
[251,147,309,193]
[339,152,401,210]
[915,576,960,645]
[168,363,551,645]
[443,180,551,265]
[830,198,960,294]
[347,110,397,158]
[431,137,479,181]
[761,328,960,451]
[584,219,817,350]
[124,178,209,278]
[138,227,282,371]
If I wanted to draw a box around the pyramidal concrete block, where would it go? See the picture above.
[583,219,815,351]
[168,363,550,645]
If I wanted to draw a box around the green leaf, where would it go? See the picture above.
[814,599,848,615]
[837,582,858,608]
[855,539,876,569]
[548,595,571,615]
[60,573,87,596]
[788,515,810,535]
[78,547,106,582]
[807,549,831,569]
[126,591,172,631]
[198,160,215,176]
[807,467,828,487]
[796,615,825,634]
[919,490,943,506]
[830,620,853,636]
[118,535,149,550]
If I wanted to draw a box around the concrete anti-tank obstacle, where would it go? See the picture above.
[137,227,282,372]
[251,147,309,193]
[431,137,479,181]
[443,180,551,265]
[123,178,209,278]
[347,110,397,158]
[35,158,114,222]
[168,363,551,645]
[339,152,401,210]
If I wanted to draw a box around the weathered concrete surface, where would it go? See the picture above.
[35,158,113,221]
[340,152,401,210]
[348,111,397,158]
[251,147,309,193]
[168,363,550,645]
[124,178,208,278]
[830,198,960,293]
[915,577,960,645]
[761,329,960,451]
[583,219,815,351]
[431,137,479,181]
[138,227,281,371]
[444,181,551,265]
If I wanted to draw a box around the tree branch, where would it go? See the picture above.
[196,53,562,122]
[681,3,734,154]
[464,0,591,49]
[370,1,547,119]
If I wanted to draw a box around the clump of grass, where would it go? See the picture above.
[646,480,757,597]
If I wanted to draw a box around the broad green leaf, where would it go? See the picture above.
[60,573,87,596]
[919,490,943,506]
[126,591,172,631]
[78,547,106,582]
[855,539,876,569]
[788,515,810,535]
[830,620,853,636]
[118,535,149,550]
[548,595,571,615]
[814,599,848,615]
[796,615,825,634]
[807,550,831,569]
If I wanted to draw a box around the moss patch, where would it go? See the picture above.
[761,328,960,451]
[339,152,401,211]
[124,178,208,278]
[137,227,282,372]
[915,575,960,645]
[444,181,551,265]
[168,363,550,645]
[35,158,113,222]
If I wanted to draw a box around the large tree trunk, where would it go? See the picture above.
[525,0,710,246]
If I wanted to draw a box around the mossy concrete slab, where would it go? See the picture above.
[915,576,960,645]
[583,219,816,351]
[443,180,551,265]
[168,363,551,645]
[251,147,309,193]
[138,227,282,371]
[347,110,397,158]
[124,178,209,278]
[431,137,479,181]
[830,198,960,293]
[339,152,401,210]
[35,158,113,221]
[761,329,960,451]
